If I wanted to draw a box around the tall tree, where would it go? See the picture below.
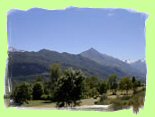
[98,81,107,95]
[50,64,62,83]
[83,76,100,98]
[132,76,136,83]
[107,74,118,95]
[119,77,132,95]
[132,76,137,94]
[32,82,44,100]
[54,68,85,107]
[50,64,62,97]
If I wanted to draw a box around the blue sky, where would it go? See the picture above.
[8,7,147,61]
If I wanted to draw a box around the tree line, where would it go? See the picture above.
[11,63,143,107]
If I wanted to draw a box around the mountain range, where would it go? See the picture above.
[8,48,146,82]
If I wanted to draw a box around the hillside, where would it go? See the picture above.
[8,48,146,82]
[80,48,146,77]
[130,59,146,74]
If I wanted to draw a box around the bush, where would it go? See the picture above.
[95,94,109,105]
[12,82,32,104]
[111,99,123,111]
[100,94,107,101]
[32,82,44,100]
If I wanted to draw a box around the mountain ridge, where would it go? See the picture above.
[8,48,146,82]
[9,47,145,63]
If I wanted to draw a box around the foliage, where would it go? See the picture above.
[43,82,51,95]
[12,82,32,104]
[83,77,100,98]
[98,81,108,95]
[54,68,85,107]
[10,57,145,112]
[35,76,44,82]
[32,82,44,100]
[41,94,51,100]
[107,74,118,95]
[50,64,62,83]
[132,76,139,94]
[50,63,62,98]
[119,77,132,94]
[130,95,144,114]
[95,93,108,105]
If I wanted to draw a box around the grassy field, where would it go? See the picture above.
[6,99,95,108]
[5,98,99,109]
[6,86,145,112]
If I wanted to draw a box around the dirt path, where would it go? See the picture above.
[17,104,111,111]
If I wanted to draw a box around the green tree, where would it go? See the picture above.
[44,82,51,95]
[132,76,136,83]
[50,64,62,97]
[50,63,62,83]
[98,81,107,95]
[54,68,85,107]
[137,80,141,87]
[107,74,118,95]
[86,77,99,89]
[131,77,142,94]
[83,76,100,98]
[32,82,44,100]
[132,76,138,94]
[12,82,32,104]
[119,77,132,95]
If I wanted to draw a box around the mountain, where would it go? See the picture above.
[8,48,146,82]
[80,48,146,78]
[122,59,134,64]
[81,48,127,67]
[122,58,146,75]
[130,59,146,74]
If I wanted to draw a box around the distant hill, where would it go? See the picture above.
[130,59,146,75]
[8,48,146,82]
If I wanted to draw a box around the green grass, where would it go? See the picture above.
[17,98,98,108]
[22,100,56,108]
[6,86,145,112]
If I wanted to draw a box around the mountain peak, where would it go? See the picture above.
[80,48,99,55]
[86,47,99,53]
[39,49,49,52]
[38,49,54,53]
[90,47,95,50]
[89,47,96,51]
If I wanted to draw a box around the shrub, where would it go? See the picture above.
[12,82,32,104]
[32,82,44,100]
